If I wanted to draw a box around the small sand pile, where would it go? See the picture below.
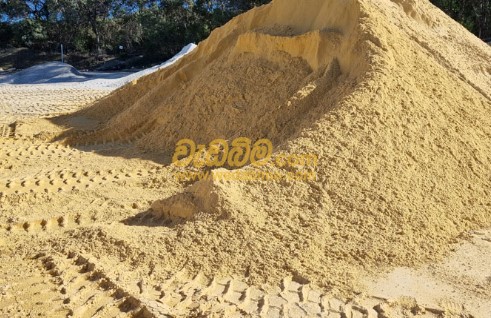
[0,62,86,84]
[63,0,491,290]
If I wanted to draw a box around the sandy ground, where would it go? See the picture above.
[1,0,491,317]
[364,229,491,317]
[0,85,489,318]
[0,85,110,121]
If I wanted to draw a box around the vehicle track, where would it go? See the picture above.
[0,142,79,161]
[36,250,363,318]
[0,257,71,317]
[0,168,153,197]
[0,86,109,118]
[146,270,378,318]
[37,252,154,318]
[14,248,460,318]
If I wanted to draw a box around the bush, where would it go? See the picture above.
[0,22,13,47]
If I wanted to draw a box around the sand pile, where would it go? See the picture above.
[0,62,87,84]
[62,0,491,290]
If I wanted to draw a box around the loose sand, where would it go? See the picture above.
[1,0,490,317]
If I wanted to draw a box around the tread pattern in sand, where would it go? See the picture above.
[159,272,468,317]
[0,258,72,317]
[36,251,369,317]
[145,271,382,317]
[0,168,149,197]
[3,248,461,318]
[0,142,78,161]
[0,123,15,138]
[37,252,153,318]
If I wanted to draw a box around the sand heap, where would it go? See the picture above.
[63,0,491,290]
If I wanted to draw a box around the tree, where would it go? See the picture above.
[0,0,489,68]
[430,0,491,39]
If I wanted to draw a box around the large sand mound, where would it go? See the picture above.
[62,0,491,291]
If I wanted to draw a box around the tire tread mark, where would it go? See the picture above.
[36,252,155,318]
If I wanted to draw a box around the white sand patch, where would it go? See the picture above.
[0,43,196,90]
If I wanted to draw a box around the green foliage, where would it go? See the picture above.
[0,22,14,46]
[0,0,274,59]
[1,0,489,64]
[430,0,491,39]
[12,18,48,48]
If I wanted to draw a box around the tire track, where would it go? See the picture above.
[36,252,154,318]
[144,270,376,317]
[0,86,110,118]
[0,257,71,317]
[0,168,154,197]
[0,142,79,161]
[65,121,157,148]
[28,250,452,317]
[142,269,453,317]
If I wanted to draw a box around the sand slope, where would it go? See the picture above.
[1,0,491,317]
[61,0,491,287]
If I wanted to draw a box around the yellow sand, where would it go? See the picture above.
[1,0,491,316]
[63,0,491,286]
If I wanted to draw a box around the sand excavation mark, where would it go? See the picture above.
[36,252,153,318]
[0,168,152,197]
[409,34,491,102]
[0,122,16,138]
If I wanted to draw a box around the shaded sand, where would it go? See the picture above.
[1,0,491,317]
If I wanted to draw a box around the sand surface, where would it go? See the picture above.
[1,0,491,317]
